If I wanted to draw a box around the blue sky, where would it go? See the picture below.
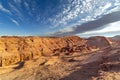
[0,0,120,37]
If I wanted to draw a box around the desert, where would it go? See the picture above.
[0,0,120,80]
[0,36,119,80]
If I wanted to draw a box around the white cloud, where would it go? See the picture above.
[46,26,75,36]
[94,3,112,16]
[115,0,120,6]
[81,16,95,21]
[14,0,21,3]
[24,1,29,10]
[9,3,23,21]
[59,27,75,33]
[10,18,19,26]
[78,21,120,35]
[102,3,112,11]
[0,3,11,14]
[49,0,120,28]
[9,3,20,14]
[50,0,82,28]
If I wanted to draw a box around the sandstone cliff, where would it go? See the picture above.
[0,36,119,80]
[0,36,112,67]
[0,36,89,66]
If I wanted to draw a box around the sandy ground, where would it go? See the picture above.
[0,45,120,80]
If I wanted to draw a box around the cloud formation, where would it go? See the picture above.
[0,3,11,14]
[51,11,120,36]
[78,21,120,37]
[49,0,120,28]
[0,0,120,36]
[10,18,19,26]
[14,0,21,3]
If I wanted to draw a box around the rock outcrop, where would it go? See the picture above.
[0,36,112,67]
[111,35,120,41]
[0,36,119,80]
[87,36,111,49]
[0,36,89,67]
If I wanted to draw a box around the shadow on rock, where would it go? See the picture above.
[13,62,25,69]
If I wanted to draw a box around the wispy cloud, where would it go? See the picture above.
[8,3,23,21]
[14,0,21,3]
[24,1,29,10]
[10,18,19,26]
[48,26,76,36]
[59,27,75,33]
[49,0,82,28]
[79,21,120,35]
[0,3,11,14]
[50,11,120,36]
[49,0,120,28]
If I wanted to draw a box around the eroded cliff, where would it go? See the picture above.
[0,36,111,67]
[0,36,89,66]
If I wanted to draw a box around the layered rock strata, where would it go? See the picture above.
[0,36,111,67]
[0,36,88,66]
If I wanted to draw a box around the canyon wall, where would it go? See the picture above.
[0,36,89,66]
[0,36,111,67]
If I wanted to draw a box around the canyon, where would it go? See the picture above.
[0,36,88,66]
[0,36,119,80]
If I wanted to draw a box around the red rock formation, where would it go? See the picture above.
[0,36,89,66]
[0,36,112,67]
[87,36,111,49]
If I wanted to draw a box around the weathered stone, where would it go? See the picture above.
[0,36,111,67]
[87,36,111,49]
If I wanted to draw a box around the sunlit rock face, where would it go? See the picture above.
[0,36,88,66]
[0,36,112,67]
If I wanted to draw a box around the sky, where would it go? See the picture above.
[0,0,120,37]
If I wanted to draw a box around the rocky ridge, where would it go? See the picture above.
[0,36,117,80]
[0,36,87,66]
[0,36,111,67]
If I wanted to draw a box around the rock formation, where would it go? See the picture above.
[0,36,89,66]
[87,36,111,49]
[0,36,112,67]
[0,36,118,80]
[111,35,120,41]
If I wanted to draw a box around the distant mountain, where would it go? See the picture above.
[111,35,120,41]
[87,36,112,49]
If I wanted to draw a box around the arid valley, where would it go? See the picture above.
[0,0,120,80]
[0,36,120,80]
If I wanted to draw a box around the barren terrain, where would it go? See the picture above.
[0,36,120,80]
